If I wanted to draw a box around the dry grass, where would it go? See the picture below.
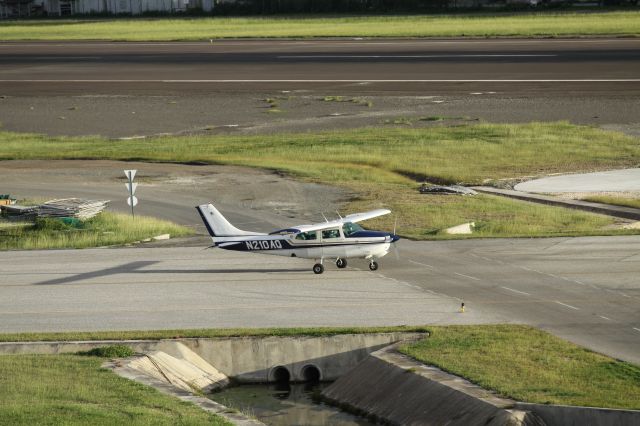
[0,211,193,250]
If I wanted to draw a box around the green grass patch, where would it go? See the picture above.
[0,354,231,425]
[0,325,428,343]
[1,122,638,238]
[0,211,193,250]
[582,195,640,209]
[348,187,617,239]
[1,12,639,40]
[399,325,640,410]
[77,344,136,358]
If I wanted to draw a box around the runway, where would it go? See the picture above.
[1,38,638,137]
[1,237,638,364]
[0,38,639,94]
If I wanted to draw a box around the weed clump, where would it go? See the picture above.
[78,345,135,358]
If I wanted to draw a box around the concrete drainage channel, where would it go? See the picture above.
[2,333,639,426]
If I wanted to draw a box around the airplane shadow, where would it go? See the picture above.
[34,261,309,286]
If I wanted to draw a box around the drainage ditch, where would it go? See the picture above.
[211,364,374,425]
[210,382,375,426]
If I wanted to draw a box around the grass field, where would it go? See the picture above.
[399,325,640,410]
[1,122,639,238]
[0,211,193,250]
[0,354,231,425]
[0,11,638,40]
[583,195,640,209]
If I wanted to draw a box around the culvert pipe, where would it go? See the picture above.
[301,364,321,383]
[270,365,291,383]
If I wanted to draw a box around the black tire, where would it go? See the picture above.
[313,264,324,274]
[336,258,347,269]
[368,261,379,271]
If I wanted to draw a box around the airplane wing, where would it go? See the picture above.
[273,209,391,234]
[343,208,391,223]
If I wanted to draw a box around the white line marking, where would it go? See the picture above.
[572,280,585,286]
[1,79,639,83]
[454,272,481,281]
[598,315,612,321]
[633,328,640,333]
[501,286,530,296]
[408,260,435,269]
[555,301,579,310]
[32,56,101,60]
[277,54,558,59]
[619,292,631,298]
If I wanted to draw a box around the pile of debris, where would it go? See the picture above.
[1,198,109,220]
[419,184,477,196]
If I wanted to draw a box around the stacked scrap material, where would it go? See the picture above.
[1,198,109,220]
[38,199,109,219]
[419,184,477,196]
[1,205,38,218]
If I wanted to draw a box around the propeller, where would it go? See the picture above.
[391,216,400,261]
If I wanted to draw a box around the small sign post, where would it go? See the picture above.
[124,169,138,217]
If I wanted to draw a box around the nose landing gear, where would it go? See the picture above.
[336,258,347,269]
[369,261,379,271]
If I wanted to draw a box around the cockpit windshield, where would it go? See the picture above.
[342,222,364,237]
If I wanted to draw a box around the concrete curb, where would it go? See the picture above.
[473,186,640,221]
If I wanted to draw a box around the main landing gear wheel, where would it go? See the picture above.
[336,258,347,269]
[369,261,379,271]
[313,264,325,274]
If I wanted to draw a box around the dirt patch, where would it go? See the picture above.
[0,160,351,234]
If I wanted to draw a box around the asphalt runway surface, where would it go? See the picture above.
[0,39,639,137]
[1,38,639,87]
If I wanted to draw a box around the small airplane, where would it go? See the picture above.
[196,203,399,274]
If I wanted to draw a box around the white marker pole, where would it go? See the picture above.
[124,169,138,218]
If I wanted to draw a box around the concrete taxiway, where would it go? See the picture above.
[515,168,640,193]
[1,236,638,365]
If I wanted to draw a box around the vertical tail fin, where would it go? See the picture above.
[196,203,264,237]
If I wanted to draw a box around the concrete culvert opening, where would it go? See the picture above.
[271,366,291,383]
[301,365,321,383]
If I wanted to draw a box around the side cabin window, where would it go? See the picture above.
[295,231,317,241]
[321,228,341,239]
[342,222,364,237]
